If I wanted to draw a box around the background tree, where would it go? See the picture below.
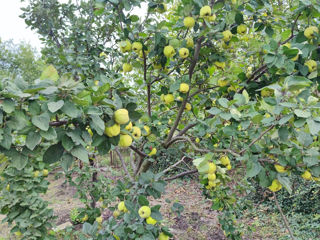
[0,38,43,83]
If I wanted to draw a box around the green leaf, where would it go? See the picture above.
[246,160,262,178]
[32,113,50,131]
[218,98,229,108]
[284,76,312,91]
[71,145,89,163]
[26,132,41,150]
[48,100,64,113]
[40,65,59,81]
[61,153,74,172]
[66,130,85,146]
[278,127,289,142]
[207,107,221,115]
[277,175,292,194]
[40,127,57,140]
[138,195,149,206]
[43,143,64,164]
[297,131,313,147]
[235,12,244,24]
[9,150,28,170]
[294,109,311,118]
[2,99,15,113]
[0,132,12,150]
[307,119,320,135]
[61,101,81,118]
[28,101,41,115]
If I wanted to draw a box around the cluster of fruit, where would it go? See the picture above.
[113,202,169,240]
[269,165,320,192]
[98,109,155,153]
[205,155,232,190]
[160,82,191,110]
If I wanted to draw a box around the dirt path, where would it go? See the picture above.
[152,180,225,240]
[0,172,224,240]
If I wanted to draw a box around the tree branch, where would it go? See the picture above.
[239,125,275,155]
[114,147,134,181]
[281,11,302,45]
[49,120,68,127]
[164,169,198,181]
[161,156,187,174]
[176,123,197,137]
[273,192,296,240]
[167,136,240,157]
[188,36,204,80]
[129,145,147,158]
[164,93,189,147]
[188,86,219,99]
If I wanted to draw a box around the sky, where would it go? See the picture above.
[0,1,43,49]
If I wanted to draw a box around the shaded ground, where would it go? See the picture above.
[0,165,292,240]
[151,180,225,240]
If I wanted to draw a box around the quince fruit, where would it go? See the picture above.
[305,60,317,72]
[143,126,151,136]
[114,109,129,125]
[118,201,128,212]
[146,216,157,225]
[96,216,103,224]
[304,26,318,39]
[237,24,247,34]
[218,79,229,87]
[43,169,49,177]
[222,30,233,42]
[138,206,151,219]
[184,16,195,28]
[179,83,189,93]
[208,162,216,173]
[122,63,132,73]
[159,232,169,240]
[220,155,230,166]
[105,124,120,137]
[186,38,194,48]
[185,102,192,111]
[179,48,189,58]
[200,5,211,17]
[33,170,40,178]
[132,126,142,139]
[119,40,131,53]
[164,45,175,58]
[164,94,174,104]
[148,147,157,156]
[274,164,287,173]
[119,134,133,147]
[302,170,312,180]
[125,121,133,131]
[208,173,216,181]
[132,42,142,53]
[268,179,282,192]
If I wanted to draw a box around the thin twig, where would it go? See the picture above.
[49,120,68,126]
[168,136,240,157]
[114,147,134,181]
[239,125,275,155]
[130,145,147,157]
[129,150,136,173]
[161,156,187,174]
[164,169,198,181]
[273,192,295,240]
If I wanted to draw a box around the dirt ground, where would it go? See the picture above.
[0,165,289,240]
